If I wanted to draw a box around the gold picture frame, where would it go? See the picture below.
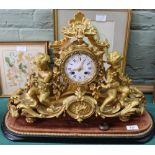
[53,9,131,73]
[0,41,48,97]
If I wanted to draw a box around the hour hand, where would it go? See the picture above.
[72,67,80,72]
[73,68,82,72]
[77,60,85,71]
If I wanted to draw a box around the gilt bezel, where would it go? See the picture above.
[61,47,98,85]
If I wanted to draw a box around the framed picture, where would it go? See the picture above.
[0,41,48,97]
[53,9,131,72]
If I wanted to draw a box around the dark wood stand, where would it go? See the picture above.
[2,111,154,144]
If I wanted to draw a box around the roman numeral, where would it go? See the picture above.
[87,62,91,65]
[70,71,75,75]
[78,54,81,61]
[84,71,90,75]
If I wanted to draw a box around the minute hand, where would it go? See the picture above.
[73,60,85,71]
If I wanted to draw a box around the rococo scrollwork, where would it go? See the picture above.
[9,12,145,123]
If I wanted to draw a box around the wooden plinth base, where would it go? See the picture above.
[2,111,154,144]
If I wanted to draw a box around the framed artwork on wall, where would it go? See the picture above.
[53,9,131,72]
[0,41,48,97]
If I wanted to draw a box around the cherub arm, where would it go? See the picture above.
[38,71,52,84]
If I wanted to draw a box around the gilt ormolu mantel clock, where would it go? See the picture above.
[2,12,154,143]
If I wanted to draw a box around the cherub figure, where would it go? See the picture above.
[99,51,145,120]
[100,51,130,113]
[9,53,65,123]
[26,53,53,107]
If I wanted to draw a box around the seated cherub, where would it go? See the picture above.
[100,51,122,112]
[26,53,53,107]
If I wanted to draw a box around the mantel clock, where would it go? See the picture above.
[7,12,146,124]
[3,11,154,143]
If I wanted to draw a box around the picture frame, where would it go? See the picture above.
[53,9,131,72]
[0,41,48,97]
[133,84,153,93]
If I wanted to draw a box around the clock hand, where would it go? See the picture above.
[77,59,85,71]
[72,59,85,72]
[72,68,80,71]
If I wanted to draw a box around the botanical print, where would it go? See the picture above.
[0,45,45,95]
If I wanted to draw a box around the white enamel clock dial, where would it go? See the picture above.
[64,52,96,84]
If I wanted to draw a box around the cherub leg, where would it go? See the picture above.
[27,87,39,107]
[118,86,130,106]
[100,89,117,112]
[39,91,51,106]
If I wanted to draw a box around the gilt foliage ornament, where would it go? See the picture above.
[9,12,145,123]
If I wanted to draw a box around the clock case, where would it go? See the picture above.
[2,12,154,143]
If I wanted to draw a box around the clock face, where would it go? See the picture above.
[64,52,96,84]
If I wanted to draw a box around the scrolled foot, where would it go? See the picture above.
[26,117,36,123]
[119,116,130,122]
